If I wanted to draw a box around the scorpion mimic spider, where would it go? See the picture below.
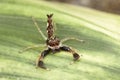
[19,14,84,70]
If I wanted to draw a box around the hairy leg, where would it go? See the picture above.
[36,48,51,70]
[19,44,46,53]
[60,46,80,61]
[61,37,84,43]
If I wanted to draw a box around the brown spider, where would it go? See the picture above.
[19,14,84,70]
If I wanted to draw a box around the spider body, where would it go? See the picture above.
[38,14,80,69]
[46,14,61,50]
[20,14,84,70]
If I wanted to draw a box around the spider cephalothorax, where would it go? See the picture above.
[20,14,84,70]
[46,37,61,50]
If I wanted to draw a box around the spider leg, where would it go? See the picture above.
[60,46,80,61]
[36,48,51,70]
[19,44,46,53]
[53,22,57,32]
[32,16,47,40]
[61,37,84,43]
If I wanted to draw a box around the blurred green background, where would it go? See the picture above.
[0,0,120,80]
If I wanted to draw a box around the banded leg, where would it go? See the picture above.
[19,44,46,53]
[60,46,80,61]
[36,48,51,70]
[61,37,84,43]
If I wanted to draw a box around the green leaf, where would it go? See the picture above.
[0,0,120,80]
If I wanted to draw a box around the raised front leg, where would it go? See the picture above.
[32,17,47,40]
[60,46,80,61]
[36,48,51,70]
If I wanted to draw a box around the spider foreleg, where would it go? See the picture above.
[19,44,46,53]
[32,16,47,40]
[60,46,80,61]
[61,37,84,43]
[36,48,51,70]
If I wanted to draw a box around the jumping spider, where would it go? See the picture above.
[19,14,84,70]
